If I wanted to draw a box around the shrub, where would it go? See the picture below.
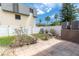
[39,28,44,34]
[41,34,48,40]
[10,27,37,48]
[33,34,49,41]
[10,35,37,47]
[50,29,56,36]
[44,29,48,34]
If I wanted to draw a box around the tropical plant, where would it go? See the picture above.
[50,21,61,26]
[39,18,42,24]
[45,16,50,26]
[54,14,58,21]
[54,14,61,25]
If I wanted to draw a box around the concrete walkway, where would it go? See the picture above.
[34,40,79,56]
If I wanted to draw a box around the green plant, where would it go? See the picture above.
[45,29,48,34]
[50,21,61,26]
[39,28,44,34]
[10,27,37,48]
[60,3,77,22]
[41,34,48,40]
[45,16,50,26]
[33,34,49,41]
[39,18,42,25]
[50,29,56,36]
[54,14,59,21]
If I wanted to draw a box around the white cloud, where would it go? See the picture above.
[42,3,56,13]
[33,4,45,15]
[47,8,52,12]
[37,9,45,15]
[33,3,61,15]
[50,14,55,19]
[43,3,56,8]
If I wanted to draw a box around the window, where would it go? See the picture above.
[15,14,21,20]
[30,8,33,13]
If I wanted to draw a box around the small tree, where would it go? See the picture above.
[60,3,77,22]
[39,18,42,24]
[54,14,60,25]
[54,14,58,21]
[45,16,50,26]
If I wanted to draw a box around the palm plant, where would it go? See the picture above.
[54,14,60,25]
[54,14,58,21]
[45,16,50,26]
[39,18,42,25]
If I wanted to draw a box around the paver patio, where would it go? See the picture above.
[34,40,79,56]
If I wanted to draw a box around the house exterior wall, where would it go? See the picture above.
[0,7,35,28]
[0,7,37,36]
[0,3,37,36]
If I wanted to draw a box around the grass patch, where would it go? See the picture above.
[0,36,15,46]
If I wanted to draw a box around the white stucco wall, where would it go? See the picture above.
[33,26,61,36]
[0,7,36,36]
[0,7,35,27]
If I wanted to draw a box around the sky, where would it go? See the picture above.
[23,3,79,24]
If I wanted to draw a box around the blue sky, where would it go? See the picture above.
[23,3,79,24]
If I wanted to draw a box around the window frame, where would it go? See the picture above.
[15,14,21,20]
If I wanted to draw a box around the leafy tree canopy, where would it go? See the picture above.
[60,3,77,22]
